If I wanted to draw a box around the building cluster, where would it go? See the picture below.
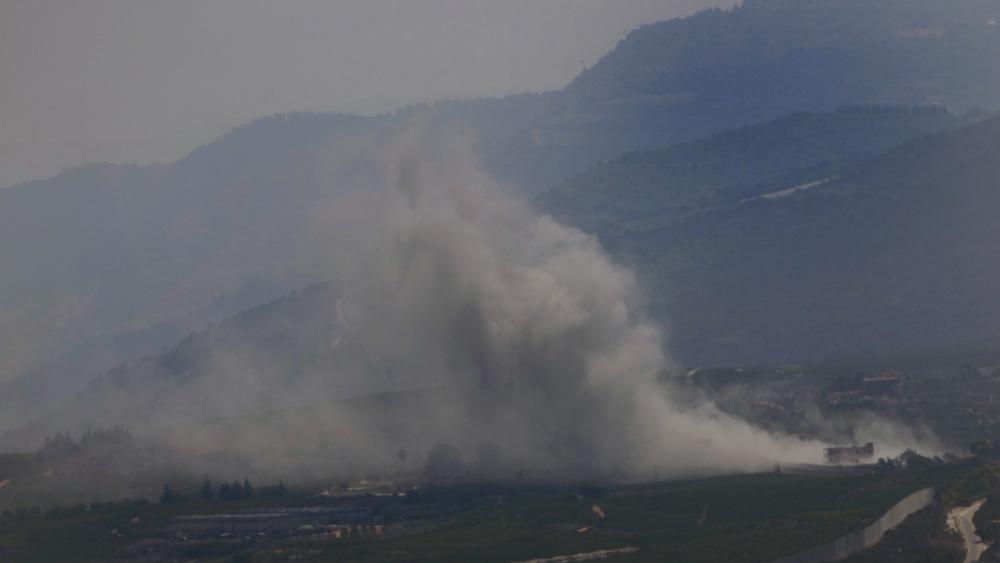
[826,372,904,407]
[166,505,382,541]
[824,442,875,465]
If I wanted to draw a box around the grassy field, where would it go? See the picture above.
[0,464,977,563]
[306,469,961,563]
[842,504,963,563]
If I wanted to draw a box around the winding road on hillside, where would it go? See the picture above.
[949,499,988,563]
[330,295,356,350]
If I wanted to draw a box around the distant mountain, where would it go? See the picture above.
[0,113,393,429]
[539,106,984,237]
[496,0,1000,191]
[551,115,1000,366]
[11,108,999,448]
[4,0,1000,433]
[0,281,457,451]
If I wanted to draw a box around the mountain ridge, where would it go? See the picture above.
[3,0,1000,433]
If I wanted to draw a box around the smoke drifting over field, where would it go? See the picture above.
[1,124,937,488]
[316,127,827,477]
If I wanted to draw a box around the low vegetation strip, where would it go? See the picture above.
[512,547,639,563]
[770,488,935,563]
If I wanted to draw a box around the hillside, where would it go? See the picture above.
[3,0,1000,434]
[497,0,1000,191]
[0,283,423,450]
[562,115,1000,366]
[0,113,397,431]
[539,106,983,237]
[13,112,1000,449]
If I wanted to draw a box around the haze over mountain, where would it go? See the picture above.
[0,0,732,188]
[10,104,998,450]
[8,4,1000,561]
[539,105,983,235]
[548,113,1000,367]
[3,131,829,479]
[492,0,1000,191]
[3,0,1000,437]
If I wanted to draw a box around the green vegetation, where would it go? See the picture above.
[3,362,997,562]
[0,486,331,563]
[310,471,957,563]
[0,470,956,563]
[540,106,979,236]
[972,491,1000,560]
[940,465,1000,508]
[841,505,963,563]
[541,114,1000,367]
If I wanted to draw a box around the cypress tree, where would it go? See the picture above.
[200,479,214,501]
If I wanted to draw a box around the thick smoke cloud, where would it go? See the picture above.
[321,126,827,477]
[2,123,936,492]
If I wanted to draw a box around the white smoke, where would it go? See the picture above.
[322,126,826,478]
[0,124,938,495]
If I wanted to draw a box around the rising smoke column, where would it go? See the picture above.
[331,128,825,478]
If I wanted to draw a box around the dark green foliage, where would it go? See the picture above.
[940,465,1000,507]
[257,481,288,499]
[314,470,958,563]
[577,484,608,500]
[841,504,962,563]
[546,114,1000,367]
[973,494,1000,544]
[199,479,214,501]
[540,106,979,235]
[211,479,254,501]
[36,433,80,463]
[0,467,979,563]
[159,484,177,504]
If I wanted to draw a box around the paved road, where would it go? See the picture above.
[949,499,988,563]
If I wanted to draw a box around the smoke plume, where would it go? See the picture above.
[2,125,843,483]
[319,126,825,478]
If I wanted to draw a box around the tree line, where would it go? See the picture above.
[160,478,288,504]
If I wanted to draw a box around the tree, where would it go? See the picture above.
[200,479,214,501]
[218,483,231,500]
[397,449,408,473]
[242,478,254,499]
[160,484,177,504]
[258,481,289,498]
[231,481,244,500]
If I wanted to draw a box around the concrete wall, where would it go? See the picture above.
[771,487,935,563]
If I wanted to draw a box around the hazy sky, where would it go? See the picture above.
[0,1,730,188]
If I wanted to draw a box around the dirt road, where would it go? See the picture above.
[949,498,988,563]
